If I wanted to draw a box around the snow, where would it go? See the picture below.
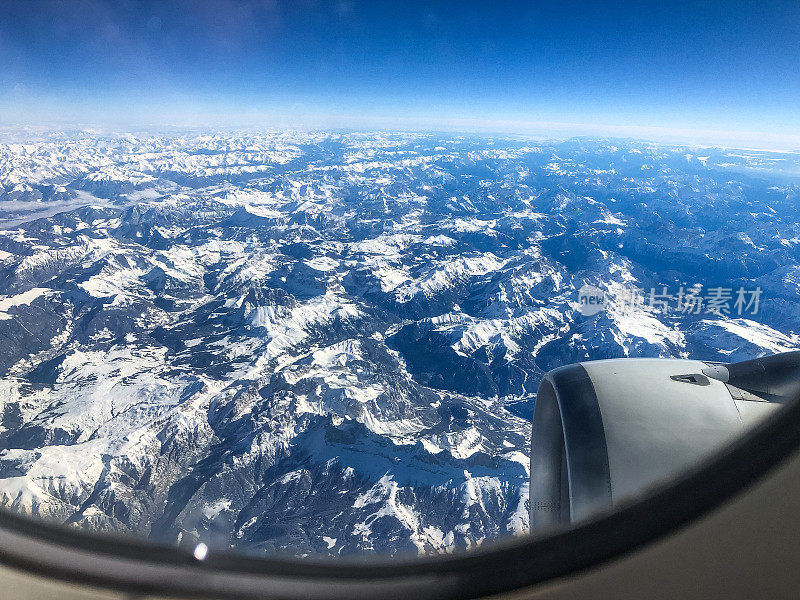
[0,129,797,557]
[395,254,506,303]
[322,536,337,549]
[703,319,799,355]
[249,292,361,358]
[0,287,52,319]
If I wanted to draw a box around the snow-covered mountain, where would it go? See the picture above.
[0,130,798,557]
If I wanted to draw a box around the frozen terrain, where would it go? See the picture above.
[0,129,798,557]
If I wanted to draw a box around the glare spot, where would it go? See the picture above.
[193,542,208,561]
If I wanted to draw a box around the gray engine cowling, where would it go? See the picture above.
[529,352,800,529]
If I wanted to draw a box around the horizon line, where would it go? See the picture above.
[1,115,799,154]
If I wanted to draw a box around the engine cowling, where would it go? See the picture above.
[529,352,799,529]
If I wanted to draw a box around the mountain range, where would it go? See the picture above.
[0,130,798,557]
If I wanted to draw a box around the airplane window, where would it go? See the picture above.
[0,0,798,582]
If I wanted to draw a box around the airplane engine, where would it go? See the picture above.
[530,352,800,528]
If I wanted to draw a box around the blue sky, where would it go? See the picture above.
[1,1,799,147]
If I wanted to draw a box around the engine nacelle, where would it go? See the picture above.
[529,353,800,529]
